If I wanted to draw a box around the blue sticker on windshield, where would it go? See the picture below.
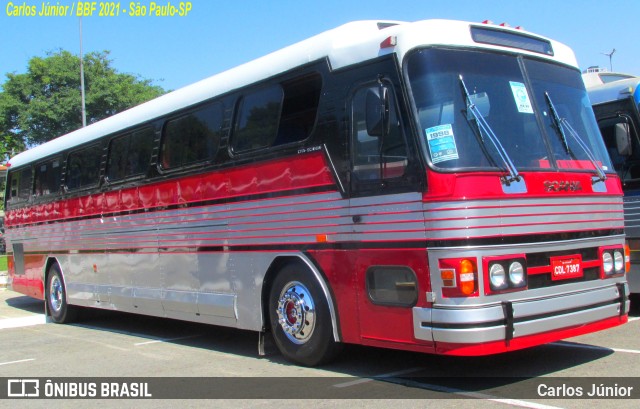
[426,124,459,164]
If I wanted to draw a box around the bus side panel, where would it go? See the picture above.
[307,250,361,344]
[61,253,106,308]
[24,254,46,299]
[308,248,434,350]
[352,249,433,348]
[8,252,46,300]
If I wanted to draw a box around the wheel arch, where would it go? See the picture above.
[43,257,64,315]
[43,257,64,284]
[261,254,341,342]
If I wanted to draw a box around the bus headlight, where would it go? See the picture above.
[489,263,507,290]
[508,261,526,287]
[599,246,626,278]
[484,255,528,294]
[614,250,625,274]
[602,252,613,275]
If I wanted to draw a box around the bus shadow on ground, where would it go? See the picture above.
[60,306,619,399]
[301,340,618,398]
[4,293,46,315]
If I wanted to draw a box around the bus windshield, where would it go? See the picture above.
[587,76,640,186]
[407,48,613,174]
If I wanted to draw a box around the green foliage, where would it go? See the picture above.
[0,50,165,162]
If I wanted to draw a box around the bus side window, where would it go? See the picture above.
[34,158,62,197]
[107,128,155,181]
[65,144,103,191]
[230,74,322,155]
[7,167,33,206]
[276,74,322,146]
[8,174,17,200]
[160,103,222,170]
[231,85,284,153]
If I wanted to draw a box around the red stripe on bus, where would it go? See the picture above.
[5,152,337,227]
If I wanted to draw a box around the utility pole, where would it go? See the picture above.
[79,17,87,127]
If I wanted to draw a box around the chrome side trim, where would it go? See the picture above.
[424,196,624,242]
[198,292,237,319]
[429,234,626,252]
[66,282,96,306]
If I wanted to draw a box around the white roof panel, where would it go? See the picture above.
[8,19,575,169]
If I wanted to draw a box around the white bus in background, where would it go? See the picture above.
[585,67,640,296]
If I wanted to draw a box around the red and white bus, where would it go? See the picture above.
[4,19,629,366]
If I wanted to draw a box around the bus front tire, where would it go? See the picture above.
[268,263,340,366]
[46,264,78,324]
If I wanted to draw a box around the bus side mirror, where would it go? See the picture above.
[616,122,632,156]
[366,86,390,138]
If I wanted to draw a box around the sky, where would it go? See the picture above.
[0,0,638,92]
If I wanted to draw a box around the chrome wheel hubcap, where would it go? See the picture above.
[49,276,63,313]
[276,281,316,344]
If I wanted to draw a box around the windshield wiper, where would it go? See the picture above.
[544,92,571,154]
[459,75,521,184]
[544,92,607,183]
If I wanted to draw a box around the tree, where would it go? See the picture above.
[0,50,165,162]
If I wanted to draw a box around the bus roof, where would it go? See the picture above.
[8,19,576,169]
[582,70,637,88]
[586,76,640,106]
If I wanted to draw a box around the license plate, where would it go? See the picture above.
[551,255,583,281]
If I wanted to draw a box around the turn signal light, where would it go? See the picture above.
[439,258,478,298]
[459,259,476,295]
[440,269,455,287]
[625,244,631,273]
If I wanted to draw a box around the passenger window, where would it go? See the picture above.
[231,74,322,154]
[161,104,222,169]
[232,85,283,153]
[7,167,33,205]
[107,128,154,181]
[34,158,62,197]
[351,84,408,181]
[277,75,322,145]
[66,144,103,190]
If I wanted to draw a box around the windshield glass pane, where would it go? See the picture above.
[525,58,612,172]
[407,48,613,173]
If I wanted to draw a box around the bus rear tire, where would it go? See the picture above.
[268,263,340,366]
[46,264,78,324]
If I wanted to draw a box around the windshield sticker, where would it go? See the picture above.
[509,81,534,114]
[426,124,459,164]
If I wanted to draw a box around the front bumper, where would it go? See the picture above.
[413,283,629,355]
